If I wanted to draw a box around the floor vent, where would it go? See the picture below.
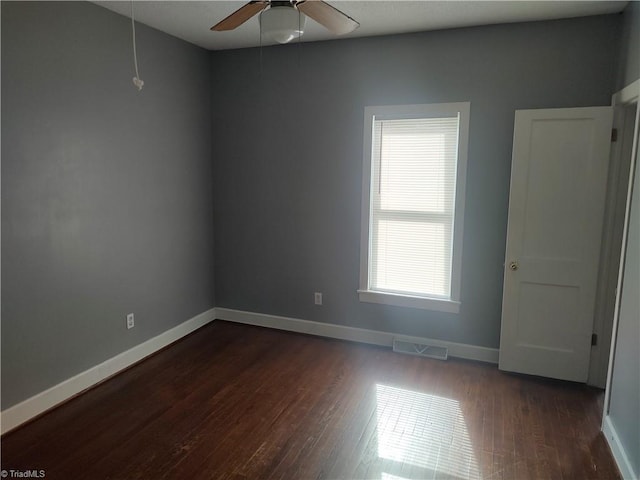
[392,338,448,361]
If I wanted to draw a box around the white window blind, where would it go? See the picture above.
[360,102,469,312]
[370,116,460,299]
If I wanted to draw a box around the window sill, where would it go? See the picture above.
[357,290,461,313]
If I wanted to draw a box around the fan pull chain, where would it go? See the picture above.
[260,26,263,75]
[297,7,303,65]
[131,0,144,91]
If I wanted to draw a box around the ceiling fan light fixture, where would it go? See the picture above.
[260,6,305,44]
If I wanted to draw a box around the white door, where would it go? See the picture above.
[499,106,613,382]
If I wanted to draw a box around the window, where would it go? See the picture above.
[359,102,470,313]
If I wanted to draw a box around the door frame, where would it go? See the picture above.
[589,80,640,387]
[600,78,640,480]
[602,78,640,414]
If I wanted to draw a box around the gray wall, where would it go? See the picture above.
[608,2,640,475]
[1,2,214,408]
[211,15,619,348]
[616,0,640,91]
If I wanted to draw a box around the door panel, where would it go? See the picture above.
[517,282,579,351]
[499,107,613,382]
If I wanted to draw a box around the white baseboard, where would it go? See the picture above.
[603,414,638,480]
[215,308,499,364]
[0,308,216,435]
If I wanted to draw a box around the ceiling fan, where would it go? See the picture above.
[211,1,359,44]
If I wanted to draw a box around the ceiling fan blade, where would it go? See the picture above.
[296,1,359,35]
[211,1,269,31]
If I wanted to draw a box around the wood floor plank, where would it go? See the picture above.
[1,321,622,480]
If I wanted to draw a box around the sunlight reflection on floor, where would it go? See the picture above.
[376,384,481,479]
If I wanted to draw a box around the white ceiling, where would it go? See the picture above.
[94,1,628,51]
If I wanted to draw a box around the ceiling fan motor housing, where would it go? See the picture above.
[260,4,306,44]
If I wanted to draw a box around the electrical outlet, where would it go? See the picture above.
[314,292,323,305]
[126,313,135,329]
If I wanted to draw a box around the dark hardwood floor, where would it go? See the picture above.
[1,321,620,479]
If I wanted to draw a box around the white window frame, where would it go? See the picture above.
[358,102,470,313]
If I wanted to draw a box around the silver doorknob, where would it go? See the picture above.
[509,261,519,271]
